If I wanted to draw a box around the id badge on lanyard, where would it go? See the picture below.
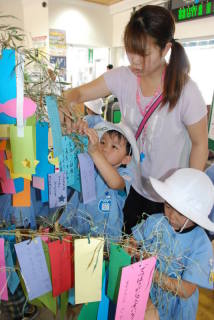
[136,71,164,170]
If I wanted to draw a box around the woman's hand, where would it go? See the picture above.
[72,119,89,135]
[59,90,76,134]
[58,75,110,134]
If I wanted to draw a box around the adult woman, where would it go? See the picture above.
[61,5,208,234]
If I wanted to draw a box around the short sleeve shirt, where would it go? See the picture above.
[132,214,213,319]
[104,67,207,201]
[59,166,132,240]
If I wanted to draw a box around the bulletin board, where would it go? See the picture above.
[208,91,214,151]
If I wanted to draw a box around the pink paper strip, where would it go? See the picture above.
[40,228,50,243]
[32,176,45,190]
[0,238,8,301]
[1,178,16,194]
[115,257,156,320]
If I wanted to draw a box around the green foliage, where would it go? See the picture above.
[0,14,71,122]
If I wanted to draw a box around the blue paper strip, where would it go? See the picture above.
[0,49,16,104]
[5,242,20,294]
[35,122,54,203]
[14,178,24,193]
[97,269,110,320]
[59,134,88,192]
[45,96,62,156]
[68,288,75,305]
[0,113,16,125]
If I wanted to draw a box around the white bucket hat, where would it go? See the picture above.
[84,98,103,115]
[94,121,139,162]
[150,168,214,232]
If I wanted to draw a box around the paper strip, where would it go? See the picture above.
[107,244,131,303]
[75,238,104,304]
[0,125,10,138]
[0,238,8,300]
[78,153,96,204]
[115,257,156,320]
[0,49,16,104]
[32,176,45,190]
[5,242,20,294]
[12,179,31,207]
[48,172,67,208]
[16,52,24,137]
[48,236,74,297]
[15,237,52,301]
[45,96,62,156]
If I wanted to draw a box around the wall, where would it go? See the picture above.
[49,0,113,47]
[175,16,214,40]
[22,0,49,40]
[112,10,131,47]
[0,0,24,29]
[110,0,214,46]
[1,0,113,48]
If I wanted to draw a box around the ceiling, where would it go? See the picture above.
[83,0,123,5]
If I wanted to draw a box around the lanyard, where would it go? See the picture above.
[135,71,165,150]
[135,93,162,141]
[136,69,165,118]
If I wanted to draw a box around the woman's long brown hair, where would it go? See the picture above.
[124,5,190,110]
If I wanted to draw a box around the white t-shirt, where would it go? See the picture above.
[104,66,207,201]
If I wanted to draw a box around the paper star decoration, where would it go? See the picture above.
[22,158,31,168]
[22,159,39,169]
[58,195,65,202]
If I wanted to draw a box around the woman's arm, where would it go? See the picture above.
[154,270,197,299]
[63,75,110,107]
[85,128,126,190]
[187,115,208,170]
[61,75,110,132]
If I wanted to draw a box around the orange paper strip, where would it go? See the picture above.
[12,179,31,207]
[0,140,7,151]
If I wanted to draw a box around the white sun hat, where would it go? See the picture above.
[149,168,214,232]
[94,121,139,162]
[84,98,104,115]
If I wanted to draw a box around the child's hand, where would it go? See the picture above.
[84,128,100,155]
[124,237,139,257]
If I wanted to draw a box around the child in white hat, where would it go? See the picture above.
[130,168,214,320]
[60,121,139,240]
[84,98,104,128]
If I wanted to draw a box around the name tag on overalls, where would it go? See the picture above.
[98,192,111,212]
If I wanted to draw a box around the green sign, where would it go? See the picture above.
[172,0,214,22]
[88,48,93,63]
[208,92,214,152]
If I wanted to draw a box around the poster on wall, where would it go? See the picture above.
[50,56,66,69]
[31,35,48,81]
[208,91,214,151]
[32,35,48,53]
[50,56,67,81]
[49,29,66,56]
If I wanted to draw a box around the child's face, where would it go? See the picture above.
[164,202,195,231]
[86,107,96,115]
[99,132,131,167]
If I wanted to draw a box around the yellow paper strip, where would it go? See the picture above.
[4,159,32,180]
[0,125,10,138]
[74,238,104,304]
